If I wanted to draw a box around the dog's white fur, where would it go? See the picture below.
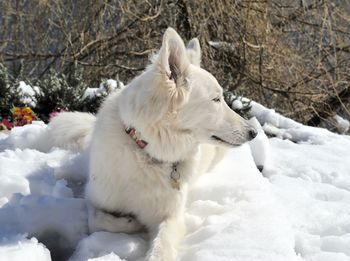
[49,28,254,261]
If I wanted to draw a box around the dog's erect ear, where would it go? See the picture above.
[186,38,201,66]
[156,28,189,85]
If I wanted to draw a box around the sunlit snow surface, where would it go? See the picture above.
[0,103,350,261]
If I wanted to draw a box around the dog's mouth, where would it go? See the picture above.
[211,135,237,147]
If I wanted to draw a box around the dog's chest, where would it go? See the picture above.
[123,152,195,218]
[133,150,195,190]
[87,123,199,222]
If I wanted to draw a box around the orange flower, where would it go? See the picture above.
[21,107,34,115]
[11,107,22,117]
[23,115,34,123]
[10,106,37,126]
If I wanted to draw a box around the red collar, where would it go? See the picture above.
[125,126,148,149]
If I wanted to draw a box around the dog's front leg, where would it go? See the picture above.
[87,204,143,234]
[145,215,185,261]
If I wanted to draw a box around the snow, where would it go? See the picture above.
[208,41,234,50]
[333,115,350,134]
[4,121,51,151]
[70,232,147,261]
[267,135,350,260]
[83,86,106,100]
[0,234,51,261]
[231,99,243,110]
[182,146,298,261]
[1,101,350,261]
[0,195,87,247]
[247,117,271,171]
[18,81,40,107]
[83,79,124,100]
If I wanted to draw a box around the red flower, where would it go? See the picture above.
[0,119,13,130]
[49,108,66,119]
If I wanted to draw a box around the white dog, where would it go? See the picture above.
[49,28,257,261]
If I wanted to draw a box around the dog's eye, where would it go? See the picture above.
[212,97,221,102]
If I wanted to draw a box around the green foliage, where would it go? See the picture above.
[34,62,112,121]
[0,62,113,122]
[0,63,23,118]
[35,69,86,121]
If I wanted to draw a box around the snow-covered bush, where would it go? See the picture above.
[0,62,122,124]
[81,79,121,113]
[34,64,122,121]
[34,70,86,121]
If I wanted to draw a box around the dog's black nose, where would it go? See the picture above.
[248,129,258,140]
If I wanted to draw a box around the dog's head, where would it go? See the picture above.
[155,28,256,146]
[119,28,256,161]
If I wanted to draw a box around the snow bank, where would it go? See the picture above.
[181,145,298,261]
[0,144,86,203]
[1,103,350,261]
[0,123,90,259]
[265,134,350,260]
[4,121,51,151]
[0,195,87,248]
[0,234,51,261]
[250,101,337,144]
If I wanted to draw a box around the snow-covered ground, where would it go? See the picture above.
[0,103,350,261]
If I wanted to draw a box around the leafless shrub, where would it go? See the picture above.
[1,0,349,131]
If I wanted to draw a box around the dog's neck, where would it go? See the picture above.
[123,123,197,162]
[124,124,191,190]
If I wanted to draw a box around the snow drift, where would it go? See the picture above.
[0,102,350,261]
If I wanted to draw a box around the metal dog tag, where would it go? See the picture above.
[170,164,180,190]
